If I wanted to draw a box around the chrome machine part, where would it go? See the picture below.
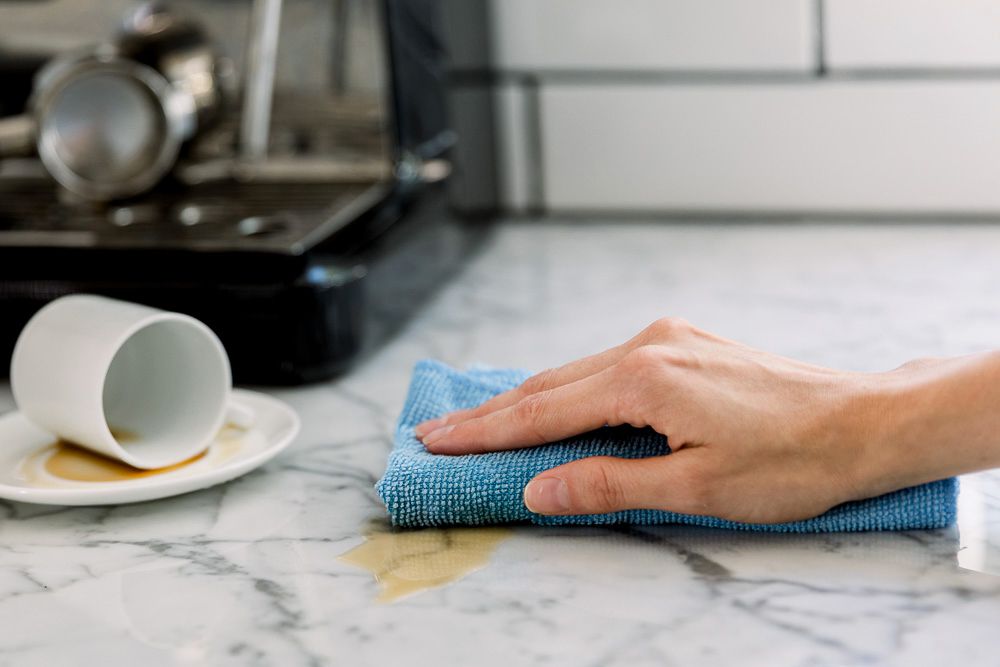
[30,54,196,201]
[118,3,224,130]
[0,4,222,202]
[241,0,284,161]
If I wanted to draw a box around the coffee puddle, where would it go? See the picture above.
[42,442,206,482]
[339,522,513,602]
[18,424,246,485]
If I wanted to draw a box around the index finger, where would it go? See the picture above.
[421,365,627,455]
[414,343,630,437]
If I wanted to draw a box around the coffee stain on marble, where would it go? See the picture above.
[339,522,513,602]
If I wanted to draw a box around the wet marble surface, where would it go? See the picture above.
[2,221,1000,665]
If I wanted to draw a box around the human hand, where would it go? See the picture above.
[414,318,979,523]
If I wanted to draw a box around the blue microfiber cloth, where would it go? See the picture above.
[376,360,959,532]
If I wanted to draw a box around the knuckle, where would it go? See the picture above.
[522,392,548,420]
[520,368,556,394]
[513,392,550,440]
[646,316,691,340]
[614,347,668,425]
[619,346,663,374]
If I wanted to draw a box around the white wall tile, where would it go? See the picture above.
[490,0,815,72]
[826,0,1000,69]
[541,82,1000,212]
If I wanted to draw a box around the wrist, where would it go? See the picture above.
[851,352,1000,498]
[845,371,921,498]
[823,371,909,500]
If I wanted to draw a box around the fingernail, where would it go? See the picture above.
[415,417,446,438]
[524,477,571,514]
[422,424,455,446]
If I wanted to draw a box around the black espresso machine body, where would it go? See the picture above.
[0,0,485,384]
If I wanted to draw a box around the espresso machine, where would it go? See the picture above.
[0,0,483,384]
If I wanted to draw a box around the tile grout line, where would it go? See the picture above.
[522,75,546,216]
[815,0,828,77]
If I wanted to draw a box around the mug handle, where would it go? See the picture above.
[225,401,256,430]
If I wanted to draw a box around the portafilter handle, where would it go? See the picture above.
[0,115,36,158]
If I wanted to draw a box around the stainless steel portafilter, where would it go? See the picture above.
[0,51,197,201]
[0,4,221,201]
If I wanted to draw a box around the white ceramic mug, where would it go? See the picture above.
[11,295,246,469]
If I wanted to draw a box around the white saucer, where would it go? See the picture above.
[0,389,300,506]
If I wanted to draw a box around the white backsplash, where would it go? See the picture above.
[483,0,1000,215]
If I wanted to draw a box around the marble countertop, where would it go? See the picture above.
[3,221,1000,665]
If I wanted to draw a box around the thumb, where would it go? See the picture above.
[523,455,691,516]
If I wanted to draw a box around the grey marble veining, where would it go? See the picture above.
[3,221,1000,665]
